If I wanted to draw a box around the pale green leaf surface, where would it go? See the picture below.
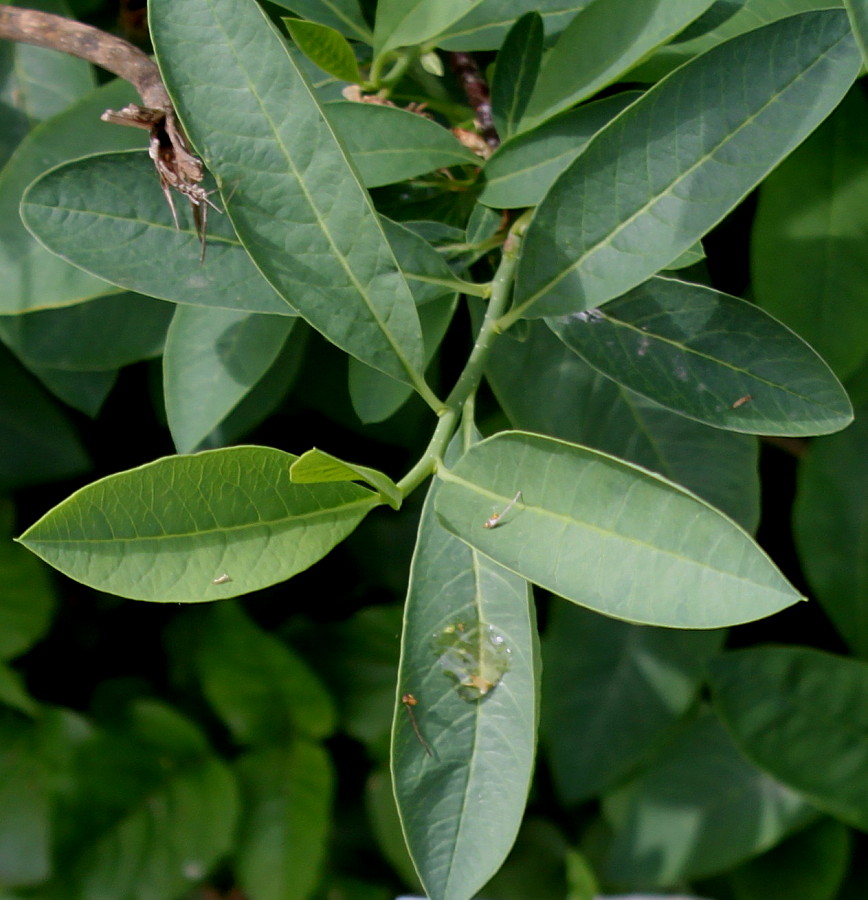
[845,0,868,66]
[793,411,868,658]
[520,0,714,130]
[546,276,853,437]
[283,17,361,82]
[21,151,295,317]
[164,307,294,454]
[604,710,816,884]
[483,315,760,532]
[374,0,488,54]
[542,602,724,802]
[0,78,144,314]
[268,0,372,42]
[434,431,800,628]
[196,602,336,743]
[290,448,402,509]
[728,818,851,900]
[751,87,868,380]
[710,646,868,831]
[326,102,479,188]
[18,446,379,602]
[666,240,705,270]
[151,0,427,387]
[512,11,862,319]
[236,742,333,900]
[491,13,543,140]
[437,1,594,52]
[0,293,171,372]
[394,446,537,900]
[480,92,639,209]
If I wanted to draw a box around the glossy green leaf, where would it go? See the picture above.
[283,17,361,82]
[511,11,862,320]
[374,0,488,54]
[349,294,457,424]
[520,0,714,130]
[17,446,379,602]
[728,818,851,900]
[546,276,853,437]
[484,316,760,531]
[71,701,239,900]
[437,1,594,52]
[0,503,54,661]
[604,710,816,885]
[491,13,543,141]
[479,92,639,210]
[666,240,705,270]
[394,446,538,900]
[0,344,90,492]
[751,87,868,380]
[290,448,402,510]
[164,307,295,454]
[0,77,144,314]
[793,412,868,657]
[235,741,333,900]
[542,602,724,802]
[710,646,868,831]
[196,602,336,743]
[326,102,479,188]
[0,293,171,372]
[434,431,801,628]
[21,151,295,317]
[151,0,428,390]
[269,0,372,42]
[845,0,868,66]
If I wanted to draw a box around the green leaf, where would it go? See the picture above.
[542,602,724,803]
[21,151,295,317]
[484,316,760,531]
[434,431,801,628]
[479,92,639,210]
[845,0,868,68]
[709,645,868,831]
[0,503,55,661]
[0,293,171,372]
[151,0,429,392]
[793,412,868,658]
[546,276,853,437]
[751,87,868,380]
[0,344,90,492]
[491,13,543,141]
[196,602,336,743]
[520,0,715,130]
[728,818,851,900]
[394,446,538,900]
[235,741,333,900]
[603,710,816,885]
[0,663,38,717]
[0,77,144,314]
[164,307,295,454]
[373,0,488,54]
[30,367,116,417]
[326,101,479,188]
[17,446,379,602]
[270,0,372,42]
[283,17,361,82]
[511,11,862,320]
[290,448,402,509]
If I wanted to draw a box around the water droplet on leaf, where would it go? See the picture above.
[433,621,511,701]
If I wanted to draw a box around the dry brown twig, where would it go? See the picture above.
[0,4,219,257]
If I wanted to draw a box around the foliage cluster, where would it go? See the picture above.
[1,0,868,898]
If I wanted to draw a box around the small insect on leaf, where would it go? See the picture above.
[211,573,232,585]
[401,693,433,756]
[484,490,522,529]
[432,621,512,702]
[731,394,752,409]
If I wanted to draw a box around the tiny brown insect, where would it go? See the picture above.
[484,491,522,529]
[402,693,433,757]
[731,394,752,409]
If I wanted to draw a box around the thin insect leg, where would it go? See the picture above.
[161,178,180,230]
[402,693,433,757]
[193,200,206,262]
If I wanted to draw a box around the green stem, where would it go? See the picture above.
[397,408,457,495]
